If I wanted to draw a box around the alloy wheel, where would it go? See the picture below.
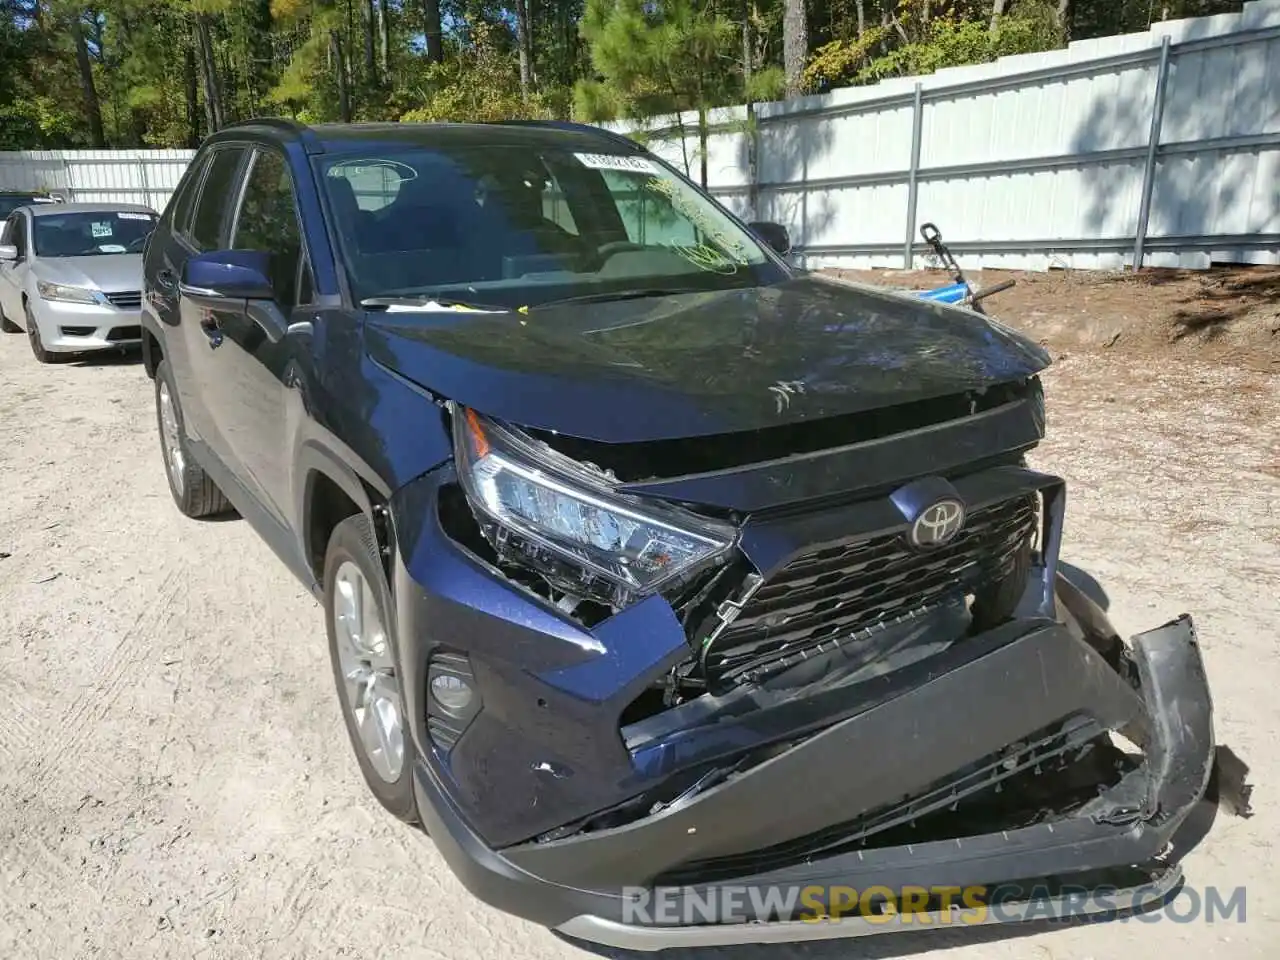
[157,380,185,496]
[332,561,404,783]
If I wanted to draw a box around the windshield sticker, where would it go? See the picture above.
[574,152,658,175]
[117,212,153,221]
[90,221,113,239]
[99,244,127,253]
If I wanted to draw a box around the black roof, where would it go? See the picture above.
[213,118,641,156]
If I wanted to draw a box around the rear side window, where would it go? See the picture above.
[190,148,246,251]
[168,153,209,236]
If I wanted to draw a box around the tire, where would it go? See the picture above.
[324,513,420,825]
[154,358,232,518]
[0,302,18,333]
[25,301,60,364]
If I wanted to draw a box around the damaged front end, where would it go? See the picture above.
[387,384,1216,947]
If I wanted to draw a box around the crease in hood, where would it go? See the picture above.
[363,274,1051,444]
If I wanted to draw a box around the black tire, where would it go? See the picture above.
[154,358,232,518]
[0,302,18,333]
[324,513,421,825]
[25,301,60,364]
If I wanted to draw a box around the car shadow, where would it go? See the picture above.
[64,347,143,368]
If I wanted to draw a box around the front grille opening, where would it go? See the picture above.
[534,379,1038,483]
[699,494,1037,691]
[104,290,142,310]
[656,722,1143,886]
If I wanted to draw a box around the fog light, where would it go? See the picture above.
[431,673,473,712]
[427,651,480,753]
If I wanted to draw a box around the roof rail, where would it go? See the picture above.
[220,116,323,152]
[489,120,643,152]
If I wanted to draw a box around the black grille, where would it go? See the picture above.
[704,495,1038,688]
[104,290,142,310]
[106,325,142,342]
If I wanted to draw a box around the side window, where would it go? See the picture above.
[169,153,209,236]
[190,148,246,251]
[11,216,27,259]
[598,170,696,247]
[541,169,579,235]
[230,149,305,308]
[0,215,14,245]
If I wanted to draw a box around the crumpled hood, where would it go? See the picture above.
[363,274,1051,443]
[33,254,143,292]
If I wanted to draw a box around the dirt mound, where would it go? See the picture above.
[826,264,1280,372]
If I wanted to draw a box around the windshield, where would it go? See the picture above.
[32,211,157,257]
[0,197,42,219]
[318,145,786,308]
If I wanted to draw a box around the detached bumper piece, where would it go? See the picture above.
[412,614,1215,948]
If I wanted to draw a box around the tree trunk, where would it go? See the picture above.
[515,0,533,97]
[184,39,200,147]
[1057,0,1071,39]
[421,0,442,63]
[855,0,865,36]
[195,14,224,131]
[378,0,391,82]
[363,0,376,80]
[331,31,352,121]
[782,0,807,98]
[989,0,1007,34]
[70,13,106,147]
[697,105,709,188]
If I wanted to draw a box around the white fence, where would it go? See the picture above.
[1,0,1277,273]
[628,0,1280,272]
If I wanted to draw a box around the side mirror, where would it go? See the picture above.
[180,249,276,301]
[180,249,287,344]
[749,221,791,256]
[0,244,17,262]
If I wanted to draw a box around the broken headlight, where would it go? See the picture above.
[454,406,735,608]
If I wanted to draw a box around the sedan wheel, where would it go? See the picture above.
[157,379,186,498]
[25,303,55,364]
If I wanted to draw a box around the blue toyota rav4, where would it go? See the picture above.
[141,118,1217,948]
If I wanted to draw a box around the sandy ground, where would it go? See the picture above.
[1,306,1278,958]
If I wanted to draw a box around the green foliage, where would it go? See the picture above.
[0,0,1246,150]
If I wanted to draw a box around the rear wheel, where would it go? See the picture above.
[154,358,232,518]
[324,513,420,825]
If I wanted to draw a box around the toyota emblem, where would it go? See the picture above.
[909,499,966,548]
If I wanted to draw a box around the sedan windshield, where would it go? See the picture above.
[32,211,157,257]
[318,145,786,308]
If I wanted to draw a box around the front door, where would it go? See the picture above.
[171,145,250,472]
[198,146,310,531]
[0,214,31,323]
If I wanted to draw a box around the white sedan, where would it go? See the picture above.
[0,201,157,363]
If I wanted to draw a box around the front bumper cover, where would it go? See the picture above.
[410,609,1215,947]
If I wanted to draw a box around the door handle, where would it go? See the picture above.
[200,313,223,349]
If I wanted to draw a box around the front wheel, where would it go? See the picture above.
[25,302,59,364]
[325,513,421,825]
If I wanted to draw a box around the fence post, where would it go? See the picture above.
[1133,34,1172,272]
[746,101,760,222]
[139,155,151,210]
[904,83,924,269]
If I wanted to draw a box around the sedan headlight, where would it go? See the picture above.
[37,281,101,304]
[454,406,735,608]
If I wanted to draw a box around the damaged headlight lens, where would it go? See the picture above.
[454,406,735,607]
